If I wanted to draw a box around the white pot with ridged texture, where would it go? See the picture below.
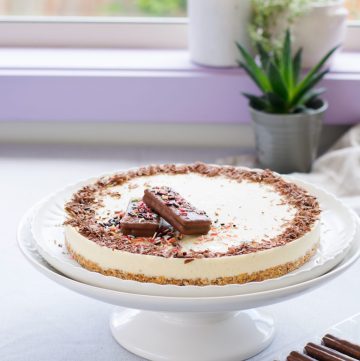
[188,0,252,67]
[292,0,348,68]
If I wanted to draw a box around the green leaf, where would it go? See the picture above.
[238,31,337,114]
[292,48,302,85]
[301,87,326,105]
[282,30,293,90]
[267,92,287,113]
[256,43,270,69]
[273,51,282,68]
[267,61,289,101]
[238,62,269,94]
[236,42,271,92]
[242,92,268,110]
[293,45,338,100]
[290,69,329,108]
[293,105,309,113]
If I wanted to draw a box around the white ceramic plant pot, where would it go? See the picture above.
[188,0,252,67]
[292,0,348,68]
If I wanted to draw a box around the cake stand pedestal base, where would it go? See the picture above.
[110,308,275,361]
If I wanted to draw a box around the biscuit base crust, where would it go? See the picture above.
[65,241,319,286]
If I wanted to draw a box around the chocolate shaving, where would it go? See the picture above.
[64,163,320,259]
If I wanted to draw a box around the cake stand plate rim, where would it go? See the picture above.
[18,207,360,312]
[29,172,357,297]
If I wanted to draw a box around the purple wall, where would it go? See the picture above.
[1,68,359,124]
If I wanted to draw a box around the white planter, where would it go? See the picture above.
[292,0,348,68]
[188,0,252,67]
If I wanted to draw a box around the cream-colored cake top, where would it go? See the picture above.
[65,163,320,259]
[96,173,296,253]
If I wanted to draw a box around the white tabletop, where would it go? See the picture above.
[1,144,359,361]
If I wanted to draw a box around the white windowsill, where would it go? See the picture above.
[0,48,359,74]
[0,48,192,72]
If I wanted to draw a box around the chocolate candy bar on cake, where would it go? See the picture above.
[120,199,160,237]
[143,186,211,235]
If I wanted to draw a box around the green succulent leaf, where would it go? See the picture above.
[302,88,326,105]
[238,62,269,95]
[290,69,329,108]
[282,30,293,90]
[236,42,271,93]
[273,51,282,68]
[293,45,339,101]
[292,48,302,85]
[267,61,289,102]
[242,92,268,111]
[236,28,337,114]
[256,43,270,69]
[293,104,309,113]
[267,92,287,113]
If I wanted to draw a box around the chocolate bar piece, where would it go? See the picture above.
[323,334,360,360]
[304,342,356,361]
[287,351,315,361]
[120,199,160,237]
[143,186,211,235]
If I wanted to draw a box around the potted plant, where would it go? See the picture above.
[237,30,337,173]
[249,0,348,68]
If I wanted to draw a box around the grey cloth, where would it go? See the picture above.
[293,124,360,214]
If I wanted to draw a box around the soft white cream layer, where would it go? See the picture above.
[66,172,320,280]
[65,222,320,279]
[97,173,297,253]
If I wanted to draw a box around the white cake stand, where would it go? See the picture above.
[18,208,360,361]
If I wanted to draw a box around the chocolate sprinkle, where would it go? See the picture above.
[64,163,320,259]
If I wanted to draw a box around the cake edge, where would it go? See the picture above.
[65,240,319,286]
[64,164,321,258]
